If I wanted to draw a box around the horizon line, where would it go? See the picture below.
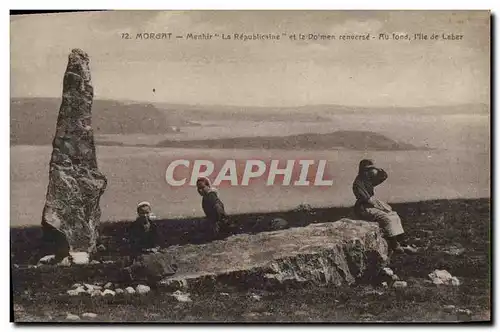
[10,95,489,110]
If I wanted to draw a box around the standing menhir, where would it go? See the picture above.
[352,159,417,254]
[40,49,107,262]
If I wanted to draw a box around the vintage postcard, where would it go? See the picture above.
[10,10,490,323]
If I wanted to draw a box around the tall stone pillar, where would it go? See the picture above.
[41,49,107,260]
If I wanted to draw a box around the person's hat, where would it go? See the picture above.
[137,201,151,209]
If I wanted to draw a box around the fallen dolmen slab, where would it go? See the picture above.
[11,219,388,293]
[159,219,389,291]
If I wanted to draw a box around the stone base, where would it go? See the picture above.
[12,219,388,292]
[159,219,388,291]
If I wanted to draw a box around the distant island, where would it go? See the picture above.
[157,130,423,151]
[11,97,486,147]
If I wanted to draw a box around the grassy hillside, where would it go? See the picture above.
[11,198,491,322]
[157,130,422,151]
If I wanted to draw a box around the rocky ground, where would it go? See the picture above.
[11,198,490,323]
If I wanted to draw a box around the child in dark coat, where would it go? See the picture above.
[196,177,230,238]
[127,201,160,255]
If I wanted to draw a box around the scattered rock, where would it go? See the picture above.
[90,290,102,297]
[293,203,315,215]
[381,267,394,277]
[57,257,72,267]
[71,283,82,289]
[84,283,95,291]
[250,293,262,301]
[381,282,388,288]
[97,244,107,252]
[443,246,465,256]
[242,312,260,319]
[70,252,90,265]
[456,308,472,316]
[13,304,25,312]
[451,277,461,286]
[127,252,177,283]
[125,286,136,294]
[136,284,151,295]
[171,290,192,302]
[392,281,407,288]
[115,288,124,295]
[364,289,384,296]
[104,282,114,289]
[82,312,98,319]
[38,255,56,265]
[391,274,400,281]
[66,313,80,321]
[90,260,100,265]
[102,289,116,297]
[67,289,79,296]
[220,292,230,296]
[443,305,456,313]
[74,286,87,295]
[428,269,460,286]
[270,218,289,230]
[361,313,375,320]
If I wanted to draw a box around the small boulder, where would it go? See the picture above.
[451,277,461,286]
[443,246,465,256]
[381,267,394,277]
[84,283,95,291]
[90,260,100,265]
[391,274,400,281]
[270,218,289,230]
[66,313,80,321]
[66,289,79,296]
[125,286,136,294]
[392,281,407,288]
[82,312,98,319]
[70,252,89,265]
[38,255,56,265]
[381,282,388,288]
[74,286,87,295]
[127,253,177,283]
[428,269,459,286]
[171,290,192,302]
[102,289,116,297]
[443,305,456,313]
[456,308,472,316]
[104,282,114,289]
[250,293,262,301]
[136,284,151,295]
[71,283,82,289]
[115,288,124,295]
[57,257,72,267]
[89,290,102,297]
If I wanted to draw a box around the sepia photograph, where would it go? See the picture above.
[9,10,490,323]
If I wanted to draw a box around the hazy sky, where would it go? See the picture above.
[10,11,490,107]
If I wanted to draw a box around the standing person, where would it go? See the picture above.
[352,159,416,254]
[196,177,230,239]
[127,201,161,256]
